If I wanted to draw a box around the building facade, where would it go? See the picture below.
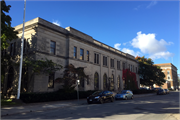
[154,63,178,89]
[3,17,140,96]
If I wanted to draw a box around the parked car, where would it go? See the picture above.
[87,91,114,104]
[153,88,162,91]
[140,87,148,90]
[164,89,169,94]
[115,90,133,100]
[157,89,166,95]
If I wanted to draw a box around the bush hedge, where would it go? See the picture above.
[132,89,156,94]
[20,89,97,103]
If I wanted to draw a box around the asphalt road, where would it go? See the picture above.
[2,91,179,120]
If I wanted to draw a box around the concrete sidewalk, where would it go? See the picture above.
[1,93,156,117]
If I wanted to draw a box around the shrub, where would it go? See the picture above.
[20,89,97,103]
[132,89,155,94]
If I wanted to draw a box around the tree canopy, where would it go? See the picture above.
[135,56,165,87]
[1,0,18,50]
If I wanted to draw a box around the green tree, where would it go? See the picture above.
[55,64,89,93]
[135,56,166,87]
[15,57,63,92]
[1,0,18,93]
[1,0,18,50]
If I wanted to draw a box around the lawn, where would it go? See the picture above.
[1,99,19,106]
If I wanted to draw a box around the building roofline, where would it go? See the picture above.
[14,17,137,62]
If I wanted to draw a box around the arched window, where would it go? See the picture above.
[94,72,99,90]
[117,75,120,89]
[103,74,107,90]
[110,74,114,91]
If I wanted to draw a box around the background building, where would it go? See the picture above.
[3,17,140,97]
[154,63,178,89]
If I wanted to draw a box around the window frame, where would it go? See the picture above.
[111,59,114,68]
[74,46,77,58]
[103,56,107,66]
[87,50,89,61]
[48,73,55,88]
[50,40,56,55]
[80,48,84,60]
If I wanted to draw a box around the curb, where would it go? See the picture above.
[1,93,156,117]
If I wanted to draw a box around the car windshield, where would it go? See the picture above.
[92,91,103,96]
[121,90,127,94]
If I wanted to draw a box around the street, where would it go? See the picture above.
[2,91,179,120]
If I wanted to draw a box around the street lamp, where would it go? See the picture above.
[76,80,80,103]
[76,74,80,103]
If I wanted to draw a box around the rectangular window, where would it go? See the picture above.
[111,59,114,68]
[117,61,120,70]
[129,64,130,70]
[103,56,107,66]
[48,73,54,88]
[97,54,99,64]
[94,53,96,63]
[10,43,13,56]
[136,67,137,73]
[50,41,56,55]
[87,51,89,61]
[123,62,125,70]
[94,53,99,64]
[80,48,84,60]
[131,65,132,71]
[167,71,170,74]
[13,42,16,55]
[74,47,77,58]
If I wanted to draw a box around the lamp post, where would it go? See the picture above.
[77,79,80,103]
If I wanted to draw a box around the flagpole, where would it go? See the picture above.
[17,0,26,99]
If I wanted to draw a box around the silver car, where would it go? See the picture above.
[115,90,133,100]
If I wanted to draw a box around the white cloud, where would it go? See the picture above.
[131,31,174,60]
[121,48,141,57]
[134,5,143,11]
[123,43,127,46]
[149,52,174,60]
[52,20,60,26]
[147,1,157,9]
[114,43,121,50]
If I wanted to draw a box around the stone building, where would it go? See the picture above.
[3,17,140,96]
[154,63,178,89]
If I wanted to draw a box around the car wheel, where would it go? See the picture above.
[131,95,133,100]
[111,97,114,102]
[125,96,127,100]
[100,99,104,104]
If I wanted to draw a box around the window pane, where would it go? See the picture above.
[74,47,77,58]
[87,51,89,61]
[80,49,84,60]
[48,73,54,88]
[50,41,56,54]
[94,53,96,63]
[97,54,99,64]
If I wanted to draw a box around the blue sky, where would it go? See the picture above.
[6,1,179,74]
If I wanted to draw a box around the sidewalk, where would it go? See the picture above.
[1,93,156,117]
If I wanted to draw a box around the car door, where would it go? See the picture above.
[126,91,130,99]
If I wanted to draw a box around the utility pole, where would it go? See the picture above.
[17,0,26,99]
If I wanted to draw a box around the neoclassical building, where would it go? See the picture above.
[3,17,140,95]
[154,63,178,89]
